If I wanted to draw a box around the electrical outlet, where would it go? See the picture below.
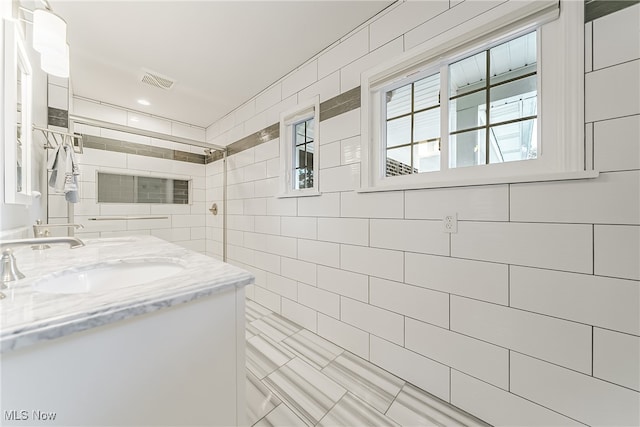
[443,213,458,233]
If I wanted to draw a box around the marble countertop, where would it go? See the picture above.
[0,236,254,353]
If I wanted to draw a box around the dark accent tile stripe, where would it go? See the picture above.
[82,134,205,164]
[48,107,68,128]
[227,123,280,157]
[585,0,639,22]
[206,86,362,164]
[319,86,361,122]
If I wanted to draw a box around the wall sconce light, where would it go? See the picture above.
[32,9,70,78]
[41,43,70,78]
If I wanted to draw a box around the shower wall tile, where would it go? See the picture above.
[318,28,369,79]
[255,84,282,114]
[340,297,404,345]
[370,277,449,328]
[585,59,640,122]
[369,336,450,402]
[299,71,341,104]
[317,266,368,302]
[406,318,509,390]
[593,328,640,391]
[281,216,317,240]
[340,191,404,219]
[340,244,403,281]
[510,171,640,225]
[369,0,448,50]
[317,218,369,246]
[594,225,640,280]
[404,185,508,221]
[451,296,592,374]
[451,222,593,274]
[281,258,316,286]
[282,60,318,99]
[319,108,360,145]
[298,283,340,319]
[298,193,340,217]
[450,371,584,427]
[511,353,640,427]
[593,115,640,172]
[592,3,640,69]
[370,219,448,255]
[298,239,340,268]
[510,266,640,335]
[405,253,508,305]
[340,37,404,92]
[281,299,318,332]
[318,314,369,359]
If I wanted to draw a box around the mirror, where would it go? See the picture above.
[3,19,33,205]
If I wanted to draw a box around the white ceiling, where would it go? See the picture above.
[47,1,394,128]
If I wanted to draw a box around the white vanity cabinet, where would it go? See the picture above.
[0,236,252,426]
[1,287,246,426]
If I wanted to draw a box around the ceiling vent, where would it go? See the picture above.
[139,69,176,90]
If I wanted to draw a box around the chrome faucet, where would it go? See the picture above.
[32,220,84,249]
[0,237,85,296]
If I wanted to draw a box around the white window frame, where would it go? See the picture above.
[360,0,598,192]
[278,96,320,198]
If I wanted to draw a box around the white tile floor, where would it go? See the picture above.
[245,300,490,427]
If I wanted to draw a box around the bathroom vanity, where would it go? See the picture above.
[0,236,253,426]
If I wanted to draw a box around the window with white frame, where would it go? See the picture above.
[279,97,320,197]
[361,0,596,191]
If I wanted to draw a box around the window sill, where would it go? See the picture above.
[358,170,600,193]
[276,190,321,199]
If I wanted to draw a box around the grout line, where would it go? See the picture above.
[591,326,595,376]
[592,224,595,275]
[508,350,511,392]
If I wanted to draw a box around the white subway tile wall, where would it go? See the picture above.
[206,3,640,425]
[48,96,208,254]
[50,2,639,426]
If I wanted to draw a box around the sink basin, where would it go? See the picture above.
[32,259,186,294]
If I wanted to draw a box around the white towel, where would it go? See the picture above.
[48,143,80,203]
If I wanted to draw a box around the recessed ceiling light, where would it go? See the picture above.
[137,99,150,106]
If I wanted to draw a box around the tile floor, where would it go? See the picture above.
[245,300,490,427]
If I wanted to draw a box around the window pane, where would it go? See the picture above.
[414,108,440,143]
[449,90,486,133]
[489,118,537,163]
[449,129,486,168]
[295,168,314,190]
[414,140,440,173]
[386,116,411,148]
[296,145,313,168]
[295,121,306,145]
[295,168,306,190]
[490,32,536,85]
[386,146,413,177]
[449,50,486,98]
[97,173,189,204]
[386,84,411,119]
[489,74,537,124]
[305,118,314,142]
[414,73,440,110]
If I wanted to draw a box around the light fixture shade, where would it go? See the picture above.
[33,9,67,56]
[41,43,70,78]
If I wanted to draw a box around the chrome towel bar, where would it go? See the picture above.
[87,216,169,221]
